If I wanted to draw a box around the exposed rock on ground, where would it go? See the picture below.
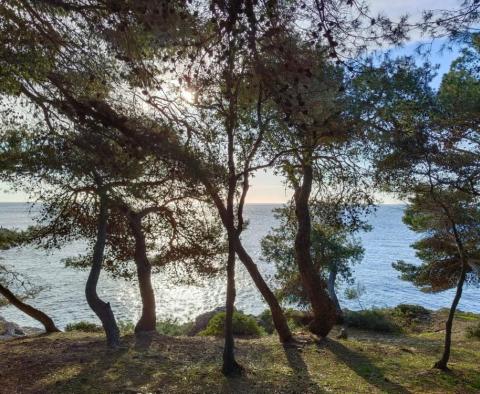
[0,315,43,340]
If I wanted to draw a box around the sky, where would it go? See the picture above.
[0,1,467,204]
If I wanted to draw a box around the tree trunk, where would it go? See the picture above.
[327,266,343,322]
[86,193,120,348]
[129,215,156,333]
[0,284,60,333]
[222,237,243,376]
[293,164,337,337]
[433,264,467,371]
[233,237,292,342]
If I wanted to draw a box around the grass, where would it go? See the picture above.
[0,309,478,393]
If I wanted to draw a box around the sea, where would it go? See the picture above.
[0,203,478,329]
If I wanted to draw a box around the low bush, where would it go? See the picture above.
[344,309,401,333]
[257,309,310,334]
[117,319,193,336]
[393,304,430,319]
[156,319,193,336]
[199,311,265,337]
[257,309,275,334]
[466,321,480,340]
[118,320,135,335]
[65,321,103,333]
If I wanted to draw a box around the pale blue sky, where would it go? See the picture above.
[0,1,466,204]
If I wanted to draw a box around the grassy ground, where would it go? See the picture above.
[0,310,478,393]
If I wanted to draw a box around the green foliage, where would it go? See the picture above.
[466,321,480,340]
[156,319,193,336]
[393,189,480,292]
[257,309,276,334]
[117,321,135,335]
[199,311,265,337]
[261,203,366,308]
[257,308,309,334]
[344,309,401,333]
[65,321,103,333]
[0,228,25,250]
[66,319,194,336]
[344,283,367,309]
[393,304,430,319]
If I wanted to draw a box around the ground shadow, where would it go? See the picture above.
[281,342,326,393]
[133,331,154,351]
[319,338,411,394]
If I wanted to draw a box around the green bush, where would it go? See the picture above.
[199,311,265,337]
[466,321,480,340]
[257,308,310,334]
[393,304,430,318]
[156,319,193,336]
[118,320,135,335]
[65,321,103,333]
[257,309,275,334]
[344,309,401,333]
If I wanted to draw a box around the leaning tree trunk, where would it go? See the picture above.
[327,266,343,322]
[293,164,337,337]
[86,193,120,348]
[233,237,292,343]
[433,263,468,371]
[222,236,243,376]
[0,284,60,333]
[128,215,156,333]
[209,187,292,343]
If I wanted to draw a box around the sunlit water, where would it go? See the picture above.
[0,203,479,329]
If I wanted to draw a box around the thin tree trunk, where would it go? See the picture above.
[433,264,467,371]
[86,193,120,348]
[233,237,292,342]
[0,284,60,333]
[293,164,337,337]
[222,236,243,376]
[327,266,343,322]
[128,215,156,333]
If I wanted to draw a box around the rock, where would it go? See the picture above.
[0,315,44,341]
[188,306,225,336]
[2,321,25,336]
[336,328,348,340]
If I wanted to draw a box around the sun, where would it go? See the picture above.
[180,88,195,103]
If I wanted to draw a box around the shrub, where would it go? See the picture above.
[65,321,103,333]
[466,321,480,340]
[156,319,193,336]
[257,309,310,334]
[199,311,265,337]
[117,319,194,336]
[257,309,275,334]
[118,320,135,335]
[344,309,401,333]
[393,304,430,319]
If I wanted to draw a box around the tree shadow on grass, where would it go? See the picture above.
[133,331,154,351]
[319,338,411,394]
[281,343,326,393]
[220,342,326,394]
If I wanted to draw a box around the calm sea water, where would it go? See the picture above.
[0,203,478,329]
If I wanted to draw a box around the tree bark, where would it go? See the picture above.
[128,214,157,333]
[233,237,293,342]
[327,266,343,322]
[433,263,467,371]
[0,284,60,333]
[85,193,120,348]
[293,164,337,337]
[222,236,243,376]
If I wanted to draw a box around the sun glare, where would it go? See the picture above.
[180,88,195,103]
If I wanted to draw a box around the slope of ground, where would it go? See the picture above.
[0,310,478,393]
